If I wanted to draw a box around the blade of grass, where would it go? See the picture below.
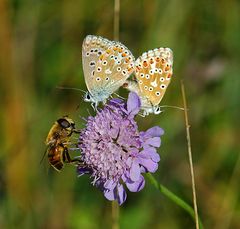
[112,1,120,229]
[114,0,120,41]
[181,80,200,229]
[146,173,203,229]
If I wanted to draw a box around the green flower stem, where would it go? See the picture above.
[146,173,203,229]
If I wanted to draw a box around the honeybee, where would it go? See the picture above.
[45,116,81,171]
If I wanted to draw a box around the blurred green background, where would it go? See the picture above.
[1,0,240,228]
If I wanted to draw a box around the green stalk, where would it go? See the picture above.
[146,173,203,229]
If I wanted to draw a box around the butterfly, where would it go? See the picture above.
[123,47,173,116]
[82,35,135,108]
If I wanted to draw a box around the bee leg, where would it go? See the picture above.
[63,148,83,166]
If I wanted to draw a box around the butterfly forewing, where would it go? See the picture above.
[82,35,112,94]
[135,48,173,106]
[92,41,135,94]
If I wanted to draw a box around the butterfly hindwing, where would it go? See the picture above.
[82,35,135,104]
[92,41,135,95]
[135,48,173,106]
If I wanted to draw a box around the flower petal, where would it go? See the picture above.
[130,159,141,181]
[126,175,145,192]
[139,158,158,173]
[77,166,92,176]
[104,179,117,190]
[127,92,141,116]
[104,188,115,201]
[140,147,160,162]
[145,126,164,137]
[144,137,161,147]
[116,184,127,205]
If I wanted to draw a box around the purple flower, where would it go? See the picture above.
[77,92,164,205]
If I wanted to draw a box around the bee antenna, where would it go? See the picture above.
[56,86,87,94]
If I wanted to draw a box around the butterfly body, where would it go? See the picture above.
[124,47,173,115]
[82,35,135,107]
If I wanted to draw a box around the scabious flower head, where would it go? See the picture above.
[77,92,164,205]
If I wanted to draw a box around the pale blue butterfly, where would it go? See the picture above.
[82,35,135,108]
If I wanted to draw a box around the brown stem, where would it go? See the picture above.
[181,81,199,229]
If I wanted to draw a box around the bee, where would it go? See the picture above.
[44,116,81,171]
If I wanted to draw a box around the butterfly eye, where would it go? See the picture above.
[140,73,144,78]
[155,68,158,73]
[160,84,166,89]
[98,51,102,55]
[149,87,153,91]
[146,74,150,79]
[117,61,121,65]
[86,93,91,100]
[149,69,154,75]
[90,49,94,53]
[105,77,109,81]
[139,80,143,84]
[144,86,148,90]
[159,68,163,74]
[86,52,90,56]
[110,55,114,59]
[97,67,102,72]
[156,91,161,96]
[155,107,161,114]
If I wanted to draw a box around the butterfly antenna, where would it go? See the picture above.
[56,86,87,94]
[159,105,185,111]
[87,108,93,116]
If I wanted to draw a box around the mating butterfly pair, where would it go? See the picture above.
[82,35,173,116]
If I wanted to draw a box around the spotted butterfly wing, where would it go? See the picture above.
[124,48,173,115]
[82,35,135,106]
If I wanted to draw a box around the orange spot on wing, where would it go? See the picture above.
[99,54,104,61]
[143,60,148,67]
[165,65,170,71]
